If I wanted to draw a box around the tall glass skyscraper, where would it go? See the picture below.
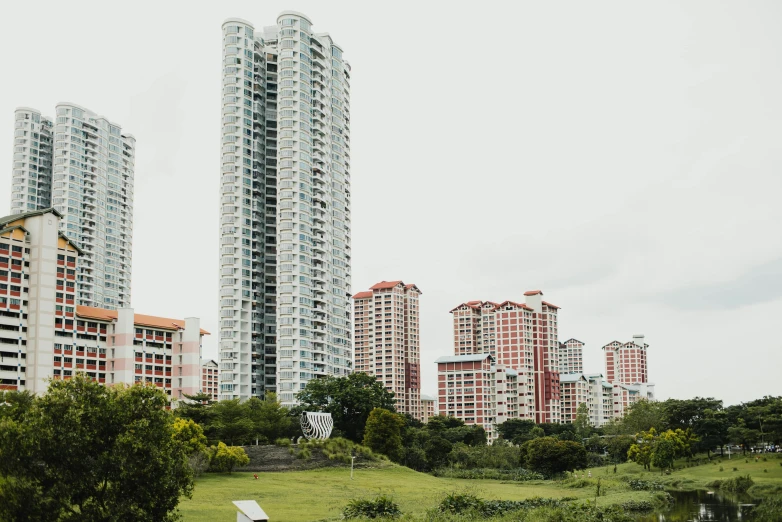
[10,104,135,309]
[219,12,352,405]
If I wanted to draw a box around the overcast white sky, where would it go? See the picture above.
[2,1,781,406]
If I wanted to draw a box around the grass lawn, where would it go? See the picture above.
[178,453,782,521]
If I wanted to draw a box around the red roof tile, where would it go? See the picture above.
[524,290,543,296]
[370,280,403,290]
[76,305,210,335]
[542,301,560,309]
[353,291,373,299]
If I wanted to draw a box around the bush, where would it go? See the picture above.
[754,498,782,522]
[621,499,654,512]
[343,495,401,519]
[274,438,291,447]
[719,474,754,493]
[431,468,543,482]
[437,493,565,517]
[627,478,664,491]
[207,442,249,473]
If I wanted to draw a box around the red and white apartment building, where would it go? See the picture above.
[603,335,655,417]
[0,208,207,399]
[201,359,219,401]
[559,338,584,374]
[439,290,560,440]
[353,281,423,420]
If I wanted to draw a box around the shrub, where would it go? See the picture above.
[719,466,724,472]
[207,442,249,473]
[754,498,782,522]
[621,499,654,512]
[651,491,675,509]
[719,474,754,493]
[274,438,291,447]
[627,478,664,491]
[733,467,739,472]
[343,495,401,519]
[431,468,543,482]
[296,447,312,460]
[437,493,565,517]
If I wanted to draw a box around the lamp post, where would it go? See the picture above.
[351,456,355,480]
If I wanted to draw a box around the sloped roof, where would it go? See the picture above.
[524,290,542,296]
[76,306,210,335]
[0,207,62,228]
[352,291,372,299]
[370,280,403,290]
[435,353,494,364]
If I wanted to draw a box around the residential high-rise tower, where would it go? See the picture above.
[218,13,352,405]
[9,104,135,309]
[354,281,421,419]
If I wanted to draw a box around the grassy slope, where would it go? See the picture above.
[179,454,782,521]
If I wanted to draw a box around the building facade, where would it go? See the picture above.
[218,12,352,405]
[9,104,135,310]
[559,338,584,374]
[585,373,613,427]
[603,335,649,385]
[0,209,205,396]
[420,394,437,423]
[449,290,561,425]
[353,281,421,419]
[612,382,656,418]
[202,359,219,401]
[559,373,589,423]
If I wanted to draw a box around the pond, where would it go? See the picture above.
[636,490,761,521]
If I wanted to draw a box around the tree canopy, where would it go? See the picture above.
[296,373,396,442]
[0,375,193,522]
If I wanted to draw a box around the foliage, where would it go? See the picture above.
[302,437,383,464]
[342,495,401,519]
[573,403,592,440]
[431,467,544,481]
[244,393,293,444]
[0,375,192,522]
[619,399,666,435]
[363,408,406,460]
[437,492,566,518]
[496,418,536,444]
[206,442,249,473]
[627,478,664,491]
[275,437,291,447]
[172,418,207,456]
[606,435,635,463]
[295,373,396,442]
[717,474,754,493]
[520,436,588,477]
[754,497,782,522]
[628,427,697,472]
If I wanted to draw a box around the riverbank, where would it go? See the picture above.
[178,454,782,521]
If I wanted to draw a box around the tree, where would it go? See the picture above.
[245,392,293,444]
[530,426,545,439]
[520,436,587,477]
[606,435,635,463]
[207,442,250,473]
[172,418,207,456]
[728,419,760,455]
[496,419,536,444]
[363,408,406,461]
[424,436,453,469]
[210,399,254,445]
[698,409,729,458]
[574,403,591,440]
[619,400,665,435]
[0,375,193,522]
[296,373,396,442]
[628,428,657,471]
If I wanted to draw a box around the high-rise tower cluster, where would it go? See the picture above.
[218,12,352,405]
[10,104,135,309]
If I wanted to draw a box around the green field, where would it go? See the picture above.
[178,455,782,521]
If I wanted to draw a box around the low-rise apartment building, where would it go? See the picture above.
[0,208,207,397]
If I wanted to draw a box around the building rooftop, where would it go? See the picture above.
[560,373,587,383]
[435,353,493,364]
[76,306,210,335]
[420,394,436,402]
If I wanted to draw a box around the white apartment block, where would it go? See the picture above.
[0,208,205,397]
[11,109,53,213]
[559,373,589,423]
[219,13,352,405]
[559,338,584,374]
[585,373,613,427]
[9,104,135,310]
[612,382,656,418]
[420,394,437,423]
[353,281,422,419]
[202,359,219,401]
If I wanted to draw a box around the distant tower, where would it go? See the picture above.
[9,103,135,309]
[354,281,422,419]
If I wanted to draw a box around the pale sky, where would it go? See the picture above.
[2,1,781,406]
